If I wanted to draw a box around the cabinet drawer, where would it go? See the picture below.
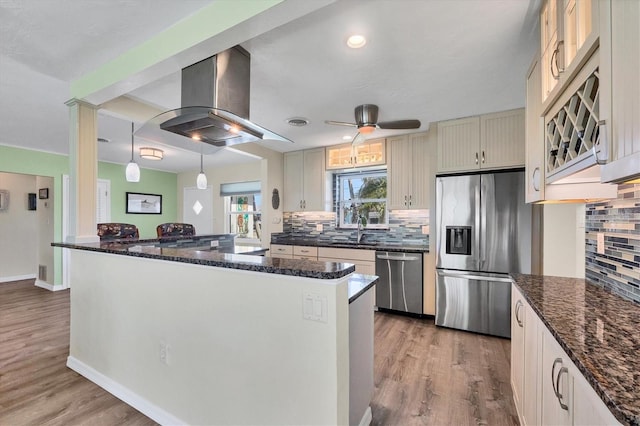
[270,245,293,256]
[294,246,318,257]
[293,255,318,261]
[317,247,375,262]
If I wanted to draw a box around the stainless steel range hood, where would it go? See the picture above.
[136,46,292,153]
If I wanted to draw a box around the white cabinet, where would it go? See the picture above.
[541,0,600,109]
[284,148,325,211]
[526,54,546,203]
[511,283,621,426]
[436,109,525,174]
[270,244,293,259]
[600,0,640,183]
[387,132,431,210]
[541,330,573,426]
[326,138,386,170]
[511,286,542,426]
[293,245,318,261]
[317,247,375,275]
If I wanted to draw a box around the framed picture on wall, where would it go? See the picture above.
[39,188,49,199]
[126,192,162,214]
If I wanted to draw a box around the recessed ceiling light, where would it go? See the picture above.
[347,34,366,49]
[286,117,310,127]
[342,135,353,141]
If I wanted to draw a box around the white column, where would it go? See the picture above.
[66,98,100,243]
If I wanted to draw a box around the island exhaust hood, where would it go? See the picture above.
[136,46,292,153]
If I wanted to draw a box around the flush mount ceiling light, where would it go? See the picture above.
[286,117,309,127]
[125,122,140,183]
[139,147,164,160]
[347,34,367,49]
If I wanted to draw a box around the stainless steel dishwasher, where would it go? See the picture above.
[375,251,423,315]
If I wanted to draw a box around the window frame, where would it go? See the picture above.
[336,169,388,230]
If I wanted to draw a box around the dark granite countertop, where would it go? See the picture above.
[347,274,378,303]
[512,274,640,426]
[270,238,429,253]
[53,239,355,280]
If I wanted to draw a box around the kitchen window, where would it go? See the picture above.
[336,170,388,229]
[222,181,262,244]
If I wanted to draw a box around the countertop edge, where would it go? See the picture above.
[348,274,378,303]
[511,274,638,426]
[270,239,429,253]
[53,242,355,280]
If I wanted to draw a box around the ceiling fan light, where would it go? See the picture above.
[347,34,367,49]
[358,125,376,134]
[126,161,140,182]
[139,147,164,160]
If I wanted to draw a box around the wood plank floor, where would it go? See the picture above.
[0,280,517,425]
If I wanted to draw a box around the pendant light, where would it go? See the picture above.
[125,122,140,182]
[196,150,207,189]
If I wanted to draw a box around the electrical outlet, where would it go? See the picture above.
[316,224,323,232]
[159,341,170,365]
[210,240,219,248]
[596,233,605,254]
[421,225,429,235]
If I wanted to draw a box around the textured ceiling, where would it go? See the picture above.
[0,0,540,173]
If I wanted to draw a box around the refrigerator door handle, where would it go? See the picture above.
[474,181,481,271]
[480,177,487,269]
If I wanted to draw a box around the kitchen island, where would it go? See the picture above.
[53,236,376,426]
[512,274,640,426]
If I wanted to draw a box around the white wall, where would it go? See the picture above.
[0,172,38,281]
[68,250,349,425]
[543,203,586,278]
[36,176,55,285]
[177,143,285,247]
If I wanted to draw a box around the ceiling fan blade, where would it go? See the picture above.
[324,120,358,127]
[351,132,366,146]
[377,119,421,130]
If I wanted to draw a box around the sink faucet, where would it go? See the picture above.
[356,214,364,244]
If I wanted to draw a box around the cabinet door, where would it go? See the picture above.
[284,151,304,211]
[480,109,526,170]
[387,135,412,209]
[436,116,481,173]
[562,0,598,76]
[511,286,526,420]
[326,143,354,170]
[409,133,430,209]
[302,148,326,211]
[354,138,386,167]
[600,0,640,183]
[526,55,546,203]
[541,0,561,102]
[522,300,541,426]
[541,331,573,426]
[572,364,621,426]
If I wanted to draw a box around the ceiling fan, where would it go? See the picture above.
[325,104,421,145]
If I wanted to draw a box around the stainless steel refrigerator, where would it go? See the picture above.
[435,170,531,338]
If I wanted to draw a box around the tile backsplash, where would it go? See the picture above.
[275,210,429,247]
[585,183,640,304]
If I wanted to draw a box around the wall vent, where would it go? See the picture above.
[38,265,47,281]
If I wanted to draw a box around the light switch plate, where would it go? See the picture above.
[316,224,323,232]
[421,225,429,235]
[303,292,327,323]
[596,232,605,254]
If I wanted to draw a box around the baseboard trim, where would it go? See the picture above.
[34,280,67,291]
[66,356,185,426]
[0,274,36,283]
[359,406,372,426]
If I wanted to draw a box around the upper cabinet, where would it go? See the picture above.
[526,54,546,203]
[283,148,326,211]
[387,133,432,210]
[600,0,640,183]
[541,0,600,110]
[436,109,525,174]
[325,138,386,170]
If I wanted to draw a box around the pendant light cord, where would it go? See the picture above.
[130,122,135,161]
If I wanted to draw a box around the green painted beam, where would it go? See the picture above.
[71,0,283,100]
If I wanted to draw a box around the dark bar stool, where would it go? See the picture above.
[156,223,196,238]
[97,223,139,241]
